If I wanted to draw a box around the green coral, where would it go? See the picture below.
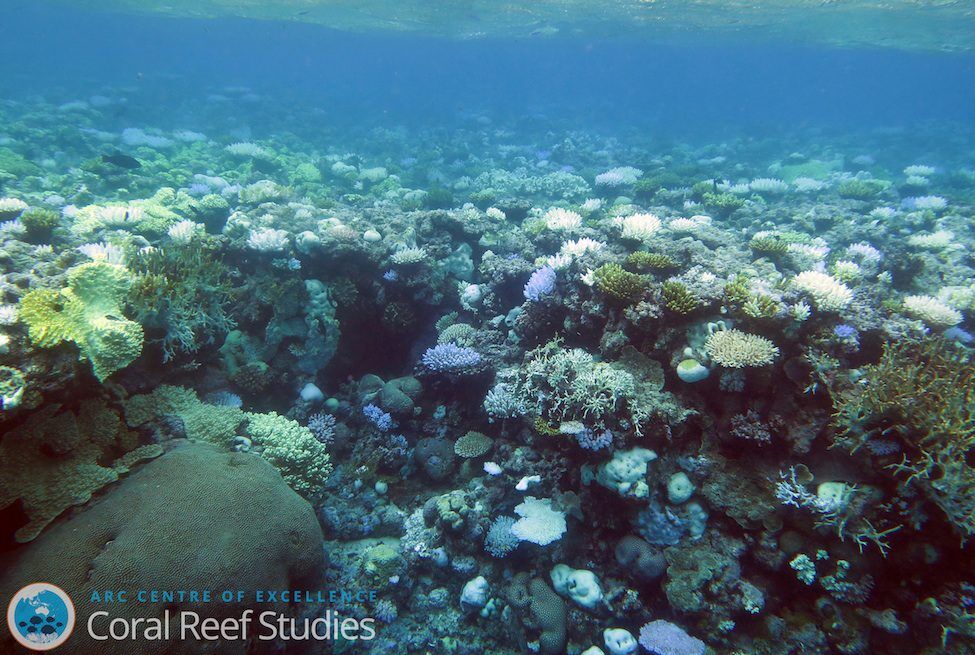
[724,274,753,304]
[625,251,677,272]
[129,237,236,360]
[245,411,332,499]
[662,280,702,314]
[742,294,782,319]
[438,323,478,346]
[702,191,745,215]
[833,339,975,538]
[634,172,683,199]
[748,230,808,254]
[71,188,185,236]
[593,263,646,304]
[837,178,889,200]
[515,341,689,435]
[0,147,41,177]
[18,207,60,241]
[19,262,144,381]
[0,365,27,410]
[361,542,406,590]
[454,431,492,458]
[124,385,243,445]
[0,399,161,542]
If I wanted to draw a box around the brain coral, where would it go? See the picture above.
[454,430,493,458]
[0,442,324,655]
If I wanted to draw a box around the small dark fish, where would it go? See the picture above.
[101,152,141,169]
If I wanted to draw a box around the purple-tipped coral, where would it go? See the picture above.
[638,620,705,655]
[420,343,482,372]
[524,265,556,301]
[363,403,396,432]
[307,412,336,444]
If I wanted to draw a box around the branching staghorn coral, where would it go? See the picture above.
[128,237,237,361]
[832,339,975,539]
[512,340,689,435]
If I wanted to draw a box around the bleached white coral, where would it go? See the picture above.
[560,237,604,258]
[907,230,955,250]
[579,198,604,215]
[167,220,202,245]
[511,497,567,546]
[904,164,935,177]
[749,178,789,194]
[246,227,289,252]
[485,207,506,220]
[543,207,583,232]
[78,242,126,265]
[96,205,144,229]
[904,195,947,211]
[390,245,428,265]
[905,175,930,189]
[0,219,25,235]
[0,197,28,217]
[668,217,704,233]
[618,212,662,242]
[787,242,830,262]
[546,253,573,270]
[0,304,19,326]
[846,242,882,264]
[902,295,962,328]
[724,182,752,195]
[594,166,642,187]
[792,177,827,193]
[226,141,271,158]
[793,271,853,311]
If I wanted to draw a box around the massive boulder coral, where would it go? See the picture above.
[0,442,324,655]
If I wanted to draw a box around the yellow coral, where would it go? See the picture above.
[705,329,779,368]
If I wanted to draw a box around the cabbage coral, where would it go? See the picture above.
[19,262,144,381]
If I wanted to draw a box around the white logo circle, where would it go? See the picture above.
[7,583,75,651]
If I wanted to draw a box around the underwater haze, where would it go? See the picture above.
[1,1,975,655]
